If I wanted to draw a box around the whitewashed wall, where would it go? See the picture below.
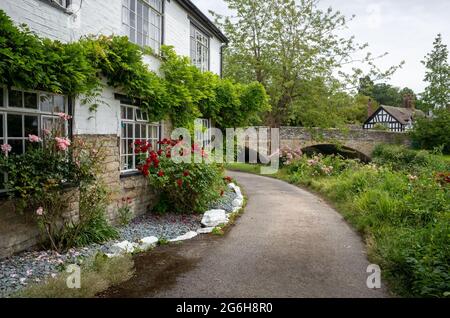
[1,0,224,135]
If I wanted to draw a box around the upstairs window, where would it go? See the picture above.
[190,24,210,72]
[55,0,71,7]
[122,0,162,53]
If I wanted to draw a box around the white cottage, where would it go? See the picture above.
[0,0,228,257]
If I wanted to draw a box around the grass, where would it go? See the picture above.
[14,253,135,298]
[225,146,450,298]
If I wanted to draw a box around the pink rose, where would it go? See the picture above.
[43,128,51,136]
[36,207,44,216]
[55,137,71,151]
[28,134,42,143]
[57,113,72,121]
[1,144,12,154]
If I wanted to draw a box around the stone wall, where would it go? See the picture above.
[279,127,412,158]
[0,190,80,259]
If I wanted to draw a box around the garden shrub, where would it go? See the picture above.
[0,115,117,251]
[410,108,450,154]
[136,138,226,214]
[373,144,449,172]
[279,147,449,297]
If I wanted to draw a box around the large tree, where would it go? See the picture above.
[421,33,450,111]
[213,0,402,126]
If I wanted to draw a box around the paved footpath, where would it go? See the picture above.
[102,171,390,298]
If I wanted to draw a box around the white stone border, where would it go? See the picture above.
[106,183,244,257]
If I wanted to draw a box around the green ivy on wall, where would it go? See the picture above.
[0,10,269,129]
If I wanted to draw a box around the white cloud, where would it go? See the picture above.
[192,0,450,93]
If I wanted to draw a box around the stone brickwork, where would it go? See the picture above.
[0,189,79,259]
[0,133,160,259]
[279,127,412,158]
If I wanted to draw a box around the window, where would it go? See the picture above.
[120,105,160,172]
[195,118,211,149]
[56,0,71,7]
[190,24,209,72]
[122,0,162,52]
[0,87,68,156]
[0,87,68,191]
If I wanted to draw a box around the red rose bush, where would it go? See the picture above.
[136,138,226,213]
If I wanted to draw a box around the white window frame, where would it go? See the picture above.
[0,86,69,191]
[190,24,210,72]
[120,104,161,173]
[195,118,211,149]
[122,0,162,53]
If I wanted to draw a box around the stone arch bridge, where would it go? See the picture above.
[245,127,411,162]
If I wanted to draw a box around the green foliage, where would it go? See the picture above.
[116,197,134,226]
[0,9,268,128]
[286,151,450,297]
[60,182,119,248]
[213,0,402,126]
[420,34,450,111]
[410,108,450,154]
[0,121,117,251]
[229,147,450,297]
[373,144,450,171]
[137,139,226,213]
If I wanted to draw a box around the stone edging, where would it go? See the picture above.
[106,182,245,257]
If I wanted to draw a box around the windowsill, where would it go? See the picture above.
[120,171,143,179]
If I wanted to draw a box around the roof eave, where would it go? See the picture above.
[175,0,229,44]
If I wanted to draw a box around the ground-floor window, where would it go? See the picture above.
[120,104,160,172]
[0,87,68,191]
[195,118,211,149]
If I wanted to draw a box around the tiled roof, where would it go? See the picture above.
[380,105,425,125]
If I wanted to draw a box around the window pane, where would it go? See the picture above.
[135,124,141,138]
[7,115,23,137]
[130,0,135,12]
[40,93,53,112]
[0,88,3,107]
[53,95,65,113]
[9,90,23,108]
[24,115,39,136]
[122,6,129,25]
[127,123,133,138]
[137,0,142,16]
[121,106,127,119]
[0,114,3,138]
[9,140,24,155]
[24,92,38,109]
[127,107,133,120]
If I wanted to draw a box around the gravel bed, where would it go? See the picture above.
[0,189,238,298]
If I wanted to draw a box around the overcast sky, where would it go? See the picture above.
[192,0,450,94]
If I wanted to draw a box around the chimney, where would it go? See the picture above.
[368,98,374,117]
[403,94,415,111]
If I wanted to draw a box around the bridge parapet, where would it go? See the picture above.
[279,127,411,159]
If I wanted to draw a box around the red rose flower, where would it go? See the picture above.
[183,170,190,177]
[158,170,164,177]
[176,179,183,187]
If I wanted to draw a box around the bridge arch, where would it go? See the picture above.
[301,144,371,163]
